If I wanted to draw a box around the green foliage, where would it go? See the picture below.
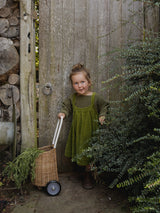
[80,34,160,212]
[3,148,43,189]
[143,0,160,7]
[120,151,160,213]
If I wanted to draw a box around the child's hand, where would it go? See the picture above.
[99,116,105,125]
[58,113,65,119]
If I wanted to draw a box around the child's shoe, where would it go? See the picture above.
[82,171,94,190]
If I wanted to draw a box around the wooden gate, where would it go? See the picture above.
[36,0,159,172]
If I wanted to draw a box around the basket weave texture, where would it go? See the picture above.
[33,145,58,187]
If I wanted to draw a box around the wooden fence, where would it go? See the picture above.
[20,0,159,171]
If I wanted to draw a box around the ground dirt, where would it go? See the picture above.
[0,172,131,213]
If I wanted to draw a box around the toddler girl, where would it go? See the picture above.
[58,63,108,189]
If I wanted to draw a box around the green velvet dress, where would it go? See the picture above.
[61,92,108,166]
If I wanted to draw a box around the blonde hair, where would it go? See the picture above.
[69,63,91,84]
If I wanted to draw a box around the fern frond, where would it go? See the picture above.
[133,134,160,143]
[117,171,149,188]
[154,128,160,134]
[145,177,160,189]
[124,86,150,102]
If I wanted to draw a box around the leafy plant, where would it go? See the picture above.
[80,33,160,212]
[3,148,43,189]
[77,0,160,211]
[118,150,160,213]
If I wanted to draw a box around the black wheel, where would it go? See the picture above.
[46,181,61,196]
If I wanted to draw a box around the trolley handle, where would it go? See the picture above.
[52,116,63,148]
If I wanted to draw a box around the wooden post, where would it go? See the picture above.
[20,0,37,151]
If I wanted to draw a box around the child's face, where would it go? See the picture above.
[71,72,91,95]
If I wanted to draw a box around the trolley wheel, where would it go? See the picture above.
[46,181,61,196]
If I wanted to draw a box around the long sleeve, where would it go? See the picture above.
[60,93,109,118]
[60,96,73,118]
[94,94,109,117]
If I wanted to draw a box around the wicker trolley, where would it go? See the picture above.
[33,117,63,196]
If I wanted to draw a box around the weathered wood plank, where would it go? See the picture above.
[38,0,51,147]
[97,0,109,100]
[107,0,122,101]
[132,0,144,41]
[121,0,134,44]
[20,0,37,151]
[50,0,73,171]
[39,0,75,171]
[86,0,98,91]
[73,0,87,64]
[38,0,159,172]
[57,0,75,172]
[144,3,160,34]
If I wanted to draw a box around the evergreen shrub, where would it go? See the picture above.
[81,35,160,212]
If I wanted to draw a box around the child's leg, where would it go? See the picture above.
[85,164,91,172]
[82,165,94,189]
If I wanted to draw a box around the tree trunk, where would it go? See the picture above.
[0,37,19,79]
[0,19,9,34]
[0,84,19,106]
[0,0,6,9]
[8,74,20,85]
[13,8,20,18]
[9,16,19,26]
[0,7,11,18]
[0,26,20,38]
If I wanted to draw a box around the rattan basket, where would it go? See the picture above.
[33,145,58,187]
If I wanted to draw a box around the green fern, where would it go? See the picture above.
[3,148,43,189]
[80,32,160,212]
